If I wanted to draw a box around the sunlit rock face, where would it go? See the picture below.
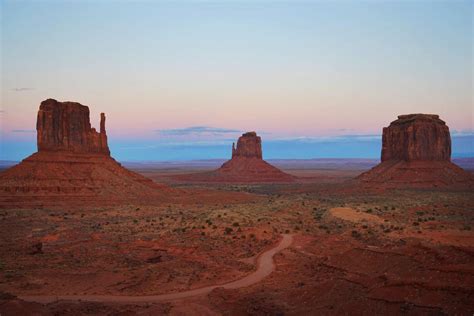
[357,114,473,189]
[37,98,109,155]
[381,114,451,162]
[231,132,263,159]
[0,99,173,208]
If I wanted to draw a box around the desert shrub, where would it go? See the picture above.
[232,222,239,227]
[351,230,361,238]
[413,222,419,226]
[224,227,233,235]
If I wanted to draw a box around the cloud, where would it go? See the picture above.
[11,87,34,92]
[272,134,381,143]
[451,129,474,136]
[11,129,35,133]
[157,126,241,137]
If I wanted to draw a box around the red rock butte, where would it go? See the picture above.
[37,99,110,154]
[0,99,172,208]
[358,114,473,188]
[177,132,294,183]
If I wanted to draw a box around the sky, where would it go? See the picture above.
[1,0,473,161]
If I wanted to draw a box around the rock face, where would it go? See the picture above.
[232,132,262,159]
[0,99,172,208]
[177,132,294,183]
[381,114,450,162]
[37,99,110,154]
[358,114,473,188]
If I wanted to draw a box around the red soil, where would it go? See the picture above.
[357,160,474,189]
[177,157,295,183]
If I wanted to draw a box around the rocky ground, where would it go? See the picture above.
[0,166,473,315]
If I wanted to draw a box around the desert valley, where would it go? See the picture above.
[1,2,473,315]
[0,100,473,315]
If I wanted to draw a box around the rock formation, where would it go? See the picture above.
[37,99,110,154]
[0,99,172,208]
[381,114,451,162]
[358,114,473,188]
[177,132,294,183]
[231,132,262,159]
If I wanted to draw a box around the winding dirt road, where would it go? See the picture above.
[19,234,293,304]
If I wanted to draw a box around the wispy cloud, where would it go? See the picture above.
[11,87,34,92]
[157,126,241,137]
[451,129,474,136]
[272,134,381,143]
[11,129,35,133]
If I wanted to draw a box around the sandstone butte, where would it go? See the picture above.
[177,132,294,183]
[357,114,473,188]
[0,99,173,208]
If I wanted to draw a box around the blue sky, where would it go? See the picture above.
[2,129,473,161]
[1,0,472,161]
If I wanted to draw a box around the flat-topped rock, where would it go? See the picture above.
[232,132,263,159]
[381,113,450,162]
[0,99,173,208]
[358,114,473,189]
[37,99,109,154]
[176,131,294,183]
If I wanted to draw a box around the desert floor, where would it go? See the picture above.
[0,160,473,315]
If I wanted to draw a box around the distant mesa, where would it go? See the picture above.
[0,99,172,208]
[231,132,262,159]
[358,114,473,188]
[177,131,294,183]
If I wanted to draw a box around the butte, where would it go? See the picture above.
[357,114,474,188]
[177,132,294,183]
[0,99,172,208]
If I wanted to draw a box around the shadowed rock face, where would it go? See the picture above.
[232,132,263,159]
[37,99,110,155]
[381,114,451,162]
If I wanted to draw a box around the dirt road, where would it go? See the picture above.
[19,234,293,304]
